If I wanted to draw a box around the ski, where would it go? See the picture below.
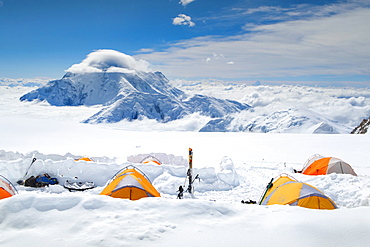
[186,148,193,195]
[177,147,199,199]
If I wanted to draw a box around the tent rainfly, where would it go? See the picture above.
[75,157,93,162]
[259,175,337,210]
[301,154,357,176]
[100,166,160,200]
[0,175,18,200]
[140,155,162,165]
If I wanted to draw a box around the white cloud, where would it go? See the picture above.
[106,67,136,74]
[136,48,154,53]
[172,14,195,27]
[243,6,290,15]
[179,0,196,6]
[238,85,370,127]
[138,6,370,80]
[66,49,151,74]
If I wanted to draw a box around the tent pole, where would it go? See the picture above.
[258,178,273,204]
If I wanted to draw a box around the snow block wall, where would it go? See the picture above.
[0,151,241,195]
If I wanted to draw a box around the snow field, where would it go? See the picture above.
[1,145,370,246]
[1,189,370,247]
[1,85,370,246]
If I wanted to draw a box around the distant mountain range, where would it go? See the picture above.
[0,77,51,87]
[17,49,367,134]
[200,108,351,134]
[19,50,249,124]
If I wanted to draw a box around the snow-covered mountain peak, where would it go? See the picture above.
[20,65,182,107]
[66,49,151,74]
[19,50,249,123]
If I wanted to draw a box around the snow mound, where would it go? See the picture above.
[218,156,239,187]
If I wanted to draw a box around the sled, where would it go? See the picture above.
[63,180,95,192]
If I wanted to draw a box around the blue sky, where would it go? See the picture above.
[1,0,369,87]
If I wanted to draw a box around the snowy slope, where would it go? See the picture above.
[1,137,370,247]
[85,92,249,124]
[1,83,370,246]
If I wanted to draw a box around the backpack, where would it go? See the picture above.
[35,174,58,187]
[24,176,37,187]
[25,174,58,187]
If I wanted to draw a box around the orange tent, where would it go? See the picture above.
[100,166,160,200]
[75,157,93,162]
[140,155,162,165]
[0,175,18,200]
[301,155,357,176]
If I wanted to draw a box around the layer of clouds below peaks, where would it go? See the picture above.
[66,50,151,74]
[172,80,370,127]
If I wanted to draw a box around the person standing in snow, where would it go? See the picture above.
[177,185,184,199]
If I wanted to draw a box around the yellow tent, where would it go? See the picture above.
[100,166,160,200]
[0,175,17,200]
[259,175,337,210]
[301,154,356,176]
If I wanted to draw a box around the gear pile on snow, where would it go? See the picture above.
[23,174,58,188]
